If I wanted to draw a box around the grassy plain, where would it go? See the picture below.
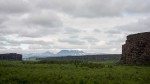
[0,60,150,84]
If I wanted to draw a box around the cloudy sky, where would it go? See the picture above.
[0,0,150,54]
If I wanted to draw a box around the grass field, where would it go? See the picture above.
[0,60,150,84]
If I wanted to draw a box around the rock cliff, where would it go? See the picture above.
[120,32,150,65]
[0,53,22,60]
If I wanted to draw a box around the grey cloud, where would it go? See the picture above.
[118,17,150,33]
[0,0,149,54]
[107,38,125,45]
[0,47,24,54]
[0,41,6,46]
[0,27,30,37]
[0,36,53,47]
[0,16,8,24]
[123,0,150,14]
[0,26,62,38]
[21,40,53,45]
[58,38,85,45]
[0,46,6,49]
[0,37,22,46]
[82,37,99,43]
[18,30,45,38]
[0,23,61,38]
[69,35,79,39]
[105,30,121,34]
[63,27,81,34]
[28,44,52,50]
[93,29,101,33]
[37,0,150,17]
[0,36,8,46]
[0,0,30,14]
[105,32,126,44]
[18,28,61,38]
[25,11,63,27]
[0,1,63,38]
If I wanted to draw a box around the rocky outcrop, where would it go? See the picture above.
[120,32,150,65]
[0,53,22,60]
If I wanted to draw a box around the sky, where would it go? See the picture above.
[0,0,150,54]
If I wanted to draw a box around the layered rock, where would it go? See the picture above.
[120,32,150,65]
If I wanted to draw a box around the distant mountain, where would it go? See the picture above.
[23,50,86,58]
[23,51,55,58]
[56,50,85,56]
[42,51,55,56]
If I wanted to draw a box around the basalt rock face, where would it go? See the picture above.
[120,32,150,65]
[0,53,22,60]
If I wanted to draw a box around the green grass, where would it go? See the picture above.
[0,60,150,84]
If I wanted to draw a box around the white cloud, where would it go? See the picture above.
[0,0,149,54]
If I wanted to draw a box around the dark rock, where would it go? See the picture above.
[0,53,22,60]
[120,32,150,65]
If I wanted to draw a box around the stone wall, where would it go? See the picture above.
[0,53,22,60]
[120,32,150,65]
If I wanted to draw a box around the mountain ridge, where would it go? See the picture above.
[23,50,87,58]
